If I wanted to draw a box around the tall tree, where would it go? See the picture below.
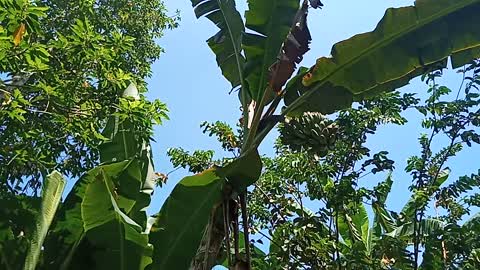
[0,0,177,191]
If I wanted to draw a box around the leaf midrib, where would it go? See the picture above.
[216,0,245,88]
[286,0,478,113]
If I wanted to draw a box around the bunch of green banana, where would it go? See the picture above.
[279,112,338,157]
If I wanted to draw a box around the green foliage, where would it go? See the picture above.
[0,0,176,190]
[43,161,150,270]
[201,121,241,153]
[245,61,480,269]
[0,191,40,268]
[169,0,480,268]
[243,0,299,101]
[150,149,262,269]
[168,148,216,174]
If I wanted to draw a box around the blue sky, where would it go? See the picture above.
[146,0,478,228]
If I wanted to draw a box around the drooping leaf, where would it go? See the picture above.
[100,83,142,163]
[24,171,66,270]
[220,148,263,192]
[268,0,311,93]
[338,204,369,249]
[42,161,133,269]
[190,0,245,88]
[385,218,445,242]
[80,168,151,270]
[375,172,393,205]
[285,0,480,115]
[243,0,299,101]
[352,204,370,251]
[100,83,156,229]
[372,173,397,238]
[372,202,396,236]
[148,168,226,270]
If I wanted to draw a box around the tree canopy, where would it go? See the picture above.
[0,0,177,191]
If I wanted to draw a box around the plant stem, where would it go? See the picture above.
[243,86,271,150]
[240,193,251,269]
[223,201,232,267]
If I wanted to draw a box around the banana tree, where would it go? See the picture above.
[43,84,161,270]
[169,0,480,269]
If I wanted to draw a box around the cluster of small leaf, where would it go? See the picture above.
[0,0,176,192]
[115,96,169,145]
[0,189,40,266]
[167,121,243,177]
[397,64,480,267]
[167,148,216,174]
[436,171,480,209]
[201,121,241,153]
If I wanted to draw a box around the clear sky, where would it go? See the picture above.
[146,0,477,229]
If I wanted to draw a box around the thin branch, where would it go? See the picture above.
[223,201,232,268]
[262,90,284,120]
[335,211,341,270]
[254,184,289,223]
[240,193,251,269]
[295,182,305,218]
[254,229,304,267]
[233,205,240,262]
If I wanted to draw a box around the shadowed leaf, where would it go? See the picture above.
[190,0,245,88]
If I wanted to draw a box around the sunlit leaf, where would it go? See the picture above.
[285,0,480,115]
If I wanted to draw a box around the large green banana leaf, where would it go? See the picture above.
[385,218,445,241]
[43,84,156,269]
[285,0,480,115]
[190,0,245,89]
[243,0,299,101]
[338,204,369,248]
[24,171,66,270]
[148,168,226,270]
[100,83,157,228]
[42,161,150,270]
[148,150,262,270]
